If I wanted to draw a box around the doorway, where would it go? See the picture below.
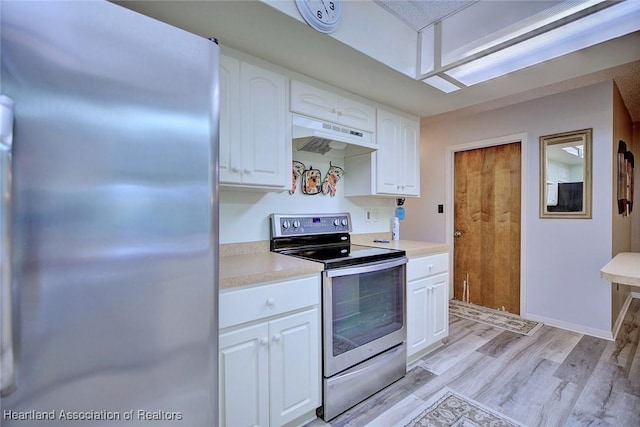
[451,139,523,314]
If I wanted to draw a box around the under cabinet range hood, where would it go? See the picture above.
[292,113,376,157]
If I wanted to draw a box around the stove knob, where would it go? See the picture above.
[341,218,348,226]
[282,220,290,229]
[292,220,300,228]
[333,218,340,227]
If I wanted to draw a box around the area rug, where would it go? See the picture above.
[366,387,525,427]
[449,299,543,336]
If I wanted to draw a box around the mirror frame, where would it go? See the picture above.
[539,128,592,219]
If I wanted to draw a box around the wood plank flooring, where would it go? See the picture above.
[305,299,640,427]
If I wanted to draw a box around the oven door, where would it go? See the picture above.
[323,257,407,377]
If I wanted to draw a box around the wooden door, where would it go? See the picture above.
[454,143,521,314]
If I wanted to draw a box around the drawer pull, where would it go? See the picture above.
[266,298,275,306]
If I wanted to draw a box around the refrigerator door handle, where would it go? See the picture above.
[0,95,16,396]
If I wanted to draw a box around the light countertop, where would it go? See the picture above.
[601,252,640,287]
[220,251,323,290]
[220,237,450,290]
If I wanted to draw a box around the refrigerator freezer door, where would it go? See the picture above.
[1,1,218,425]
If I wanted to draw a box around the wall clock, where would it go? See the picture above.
[295,0,342,34]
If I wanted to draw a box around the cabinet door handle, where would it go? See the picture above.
[272,334,281,342]
[231,167,240,173]
[266,297,275,306]
[259,337,269,346]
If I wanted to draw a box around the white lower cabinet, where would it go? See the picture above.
[406,253,449,361]
[219,275,321,427]
[219,323,269,427]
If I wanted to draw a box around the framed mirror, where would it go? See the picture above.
[540,128,592,219]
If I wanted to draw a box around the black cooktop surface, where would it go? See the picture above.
[280,244,406,269]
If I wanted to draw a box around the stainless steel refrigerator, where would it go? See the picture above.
[0,1,219,425]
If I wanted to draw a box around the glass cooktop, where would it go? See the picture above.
[280,244,406,269]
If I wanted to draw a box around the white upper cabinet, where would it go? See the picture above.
[219,55,240,185]
[345,108,420,197]
[220,54,290,190]
[290,80,376,132]
[375,109,420,196]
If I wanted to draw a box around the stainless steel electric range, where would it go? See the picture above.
[270,213,408,421]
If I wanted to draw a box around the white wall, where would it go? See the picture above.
[219,150,396,243]
[404,81,615,337]
[261,0,418,78]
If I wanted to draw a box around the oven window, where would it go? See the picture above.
[331,265,404,357]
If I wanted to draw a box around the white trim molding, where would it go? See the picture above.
[525,313,614,341]
[611,291,640,340]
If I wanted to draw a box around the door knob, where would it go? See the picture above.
[454,230,462,237]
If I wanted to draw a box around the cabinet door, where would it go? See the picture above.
[428,273,449,342]
[240,62,288,187]
[219,323,269,427]
[400,119,420,196]
[407,271,449,358]
[219,55,242,184]
[338,97,376,132]
[269,308,320,427]
[375,110,401,194]
[407,277,430,357]
[290,80,338,123]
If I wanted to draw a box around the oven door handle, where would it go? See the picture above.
[326,257,408,278]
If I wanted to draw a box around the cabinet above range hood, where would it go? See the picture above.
[292,114,376,157]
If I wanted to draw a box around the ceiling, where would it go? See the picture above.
[116,0,640,122]
[375,0,474,31]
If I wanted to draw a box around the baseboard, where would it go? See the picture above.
[406,341,443,366]
[287,410,320,427]
[612,293,636,340]
[523,313,614,341]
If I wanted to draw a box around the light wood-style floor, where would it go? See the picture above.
[307,299,640,427]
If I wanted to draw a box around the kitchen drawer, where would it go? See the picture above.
[407,253,449,281]
[220,275,320,329]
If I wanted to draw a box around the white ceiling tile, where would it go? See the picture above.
[375,0,475,31]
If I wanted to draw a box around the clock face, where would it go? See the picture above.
[295,0,342,33]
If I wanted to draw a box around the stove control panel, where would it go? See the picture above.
[271,213,352,237]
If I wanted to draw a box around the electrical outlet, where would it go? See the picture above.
[373,210,379,222]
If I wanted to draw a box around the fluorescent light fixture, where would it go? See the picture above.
[442,0,606,66]
[422,75,462,93]
[446,1,640,86]
[562,145,583,158]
